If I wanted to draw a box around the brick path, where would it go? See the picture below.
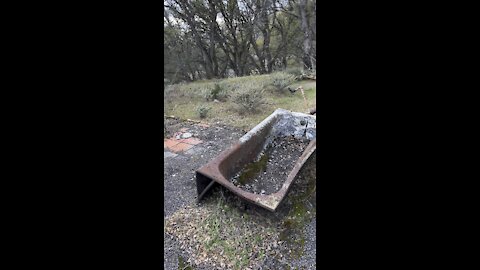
[164,125,206,155]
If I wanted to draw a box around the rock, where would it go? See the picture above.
[164,151,178,158]
[181,132,192,139]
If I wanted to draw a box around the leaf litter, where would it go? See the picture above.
[164,152,316,270]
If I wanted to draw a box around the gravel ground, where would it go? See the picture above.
[164,118,246,270]
[164,233,214,270]
[231,136,310,195]
[290,218,316,269]
[163,118,245,217]
[164,117,316,270]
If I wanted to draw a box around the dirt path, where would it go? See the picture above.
[164,118,316,269]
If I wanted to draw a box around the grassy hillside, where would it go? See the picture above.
[164,73,316,130]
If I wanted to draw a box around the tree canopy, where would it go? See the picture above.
[164,0,316,83]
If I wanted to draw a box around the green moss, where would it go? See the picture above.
[178,255,194,270]
[237,153,269,185]
[279,158,317,259]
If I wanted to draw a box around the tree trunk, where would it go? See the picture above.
[298,0,313,69]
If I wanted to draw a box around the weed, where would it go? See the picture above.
[164,84,177,101]
[196,105,211,119]
[203,83,228,101]
[284,67,304,79]
[178,255,194,270]
[270,72,296,94]
[231,82,266,114]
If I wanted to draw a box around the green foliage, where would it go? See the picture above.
[203,83,228,101]
[165,0,316,81]
[270,72,296,94]
[284,67,304,78]
[163,84,178,102]
[177,256,193,270]
[231,82,266,114]
[218,80,238,93]
[196,104,212,119]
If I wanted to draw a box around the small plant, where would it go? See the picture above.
[163,84,179,103]
[231,82,266,114]
[204,83,227,101]
[218,81,235,97]
[196,105,212,119]
[270,72,296,94]
[284,67,304,79]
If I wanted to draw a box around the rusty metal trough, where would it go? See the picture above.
[196,108,316,211]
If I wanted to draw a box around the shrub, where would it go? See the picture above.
[218,81,235,95]
[231,82,266,114]
[284,67,304,78]
[203,83,228,101]
[196,105,212,119]
[270,72,296,94]
[164,84,177,102]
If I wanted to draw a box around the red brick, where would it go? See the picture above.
[169,142,194,153]
[164,139,179,148]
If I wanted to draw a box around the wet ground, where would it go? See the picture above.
[164,117,316,269]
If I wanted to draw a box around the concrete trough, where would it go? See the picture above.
[195,108,316,211]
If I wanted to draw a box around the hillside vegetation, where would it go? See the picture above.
[164,72,316,130]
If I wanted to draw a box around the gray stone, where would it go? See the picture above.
[164,151,178,158]
[181,132,192,139]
